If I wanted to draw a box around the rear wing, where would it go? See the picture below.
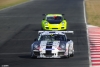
[38,31,74,34]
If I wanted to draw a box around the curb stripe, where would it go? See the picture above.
[88,26,100,67]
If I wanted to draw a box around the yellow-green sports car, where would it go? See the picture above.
[41,14,67,31]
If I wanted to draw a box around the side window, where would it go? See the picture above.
[38,35,41,41]
[64,35,67,41]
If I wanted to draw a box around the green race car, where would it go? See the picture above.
[41,14,68,31]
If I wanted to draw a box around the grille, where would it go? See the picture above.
[46,46,52,49]
[52,28,58,29]
[45,27,49,29]
[58,52,64,56]
[49,22,61,24]
[61,27,64,29]
[44,51,54,57]
[34,52,40,55]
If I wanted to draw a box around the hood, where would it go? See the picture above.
[39,41,66,47]
[32,41,66,46]
[40,41,59,46]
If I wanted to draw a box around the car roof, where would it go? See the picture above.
[46,14,63,17]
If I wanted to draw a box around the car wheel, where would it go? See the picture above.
[70,51,74,57]
[65,48,70,58]
[70,53,74,57]
[67,51,70,58]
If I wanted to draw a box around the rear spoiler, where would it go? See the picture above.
[38,31,74,34]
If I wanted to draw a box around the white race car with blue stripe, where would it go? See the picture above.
[31,31,74,58]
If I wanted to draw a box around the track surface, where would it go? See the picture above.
[0,0,89,67]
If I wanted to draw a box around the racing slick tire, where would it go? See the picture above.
[67,50,70,58]
[64,47,70,58]
[70,51,74,57]
[70,46,74,57]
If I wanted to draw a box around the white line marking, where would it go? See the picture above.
[88,32,100,33]
[90,48,100,50]
[89,37,100,39]
[89,33,100,34]
[91,52,100,54]
[92,66,100,67]
[90,43,100,44]
[90,45,100,47]
[91,50,100,52]
[91,58,100,60]
[83,1,92,67]
[89,34,100,36]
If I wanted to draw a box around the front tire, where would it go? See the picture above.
[70,53,74,57]
[65,48,70,58]
[70,51,74,57]
[67,51,70,58]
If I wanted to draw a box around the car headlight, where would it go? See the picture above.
[34,44,39,49]
[60,44,65,49]
[45,22,48,25]
[62,22,64,26]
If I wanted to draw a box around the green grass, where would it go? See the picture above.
[85,0,100,27]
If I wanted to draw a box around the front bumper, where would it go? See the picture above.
[32,50,66,58]
[43,26,66,31]
[42,24,67,30]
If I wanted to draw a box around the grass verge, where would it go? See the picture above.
[0,0,28,9]
[85,0,100,27]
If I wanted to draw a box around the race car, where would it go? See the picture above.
[31,31,74,58]
[41,14,68,31]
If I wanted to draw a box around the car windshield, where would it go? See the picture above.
[38,34,66,41]
[46,16,62,21]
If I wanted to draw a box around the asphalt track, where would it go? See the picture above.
[0,0,89,67]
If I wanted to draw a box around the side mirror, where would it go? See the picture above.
[42,14,46,16]
[64,18,66,20]
[67,39,70,41]
[62,14,65,15]
[34,38,37,41]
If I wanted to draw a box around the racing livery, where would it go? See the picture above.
[31,31,74,58]
[41,14,67,30]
